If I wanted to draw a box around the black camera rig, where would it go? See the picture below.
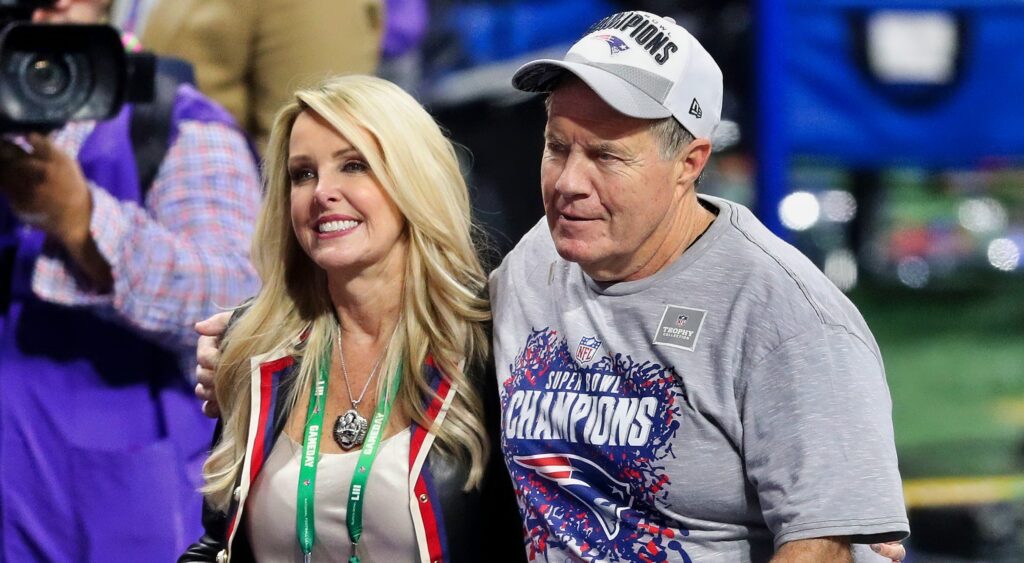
[0,0,155,132]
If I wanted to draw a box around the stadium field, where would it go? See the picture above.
[851,277,1024,506]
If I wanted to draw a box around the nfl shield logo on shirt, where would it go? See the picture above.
[575,336,601,364]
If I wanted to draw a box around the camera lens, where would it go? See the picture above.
[24,55,72,98]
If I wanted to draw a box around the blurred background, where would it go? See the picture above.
[128,0,1024,560]
[412,1,1024,560]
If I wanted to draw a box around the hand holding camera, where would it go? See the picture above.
[0,132,90,245]
[0,0,151,292]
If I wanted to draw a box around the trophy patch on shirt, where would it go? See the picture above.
[653,305,706,351]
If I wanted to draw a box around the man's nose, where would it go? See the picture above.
[554,153,591,197]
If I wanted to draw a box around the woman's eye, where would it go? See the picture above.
[289,169,315,183]
[342,160,369,173]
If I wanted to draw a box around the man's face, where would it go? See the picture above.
[32,0,110,24]
[541,80,686,282]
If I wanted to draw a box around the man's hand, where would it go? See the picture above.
[772,538,905,563]
[772,537,851,563]
[195,311,231,418]
[871,541,906,562]
[0,133,113,290]
[0,133,92,245]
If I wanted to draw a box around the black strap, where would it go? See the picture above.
[129,63,186,198]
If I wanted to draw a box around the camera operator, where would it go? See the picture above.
[0,1,261,561]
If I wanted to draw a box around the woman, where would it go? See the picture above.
[180,75,514,562]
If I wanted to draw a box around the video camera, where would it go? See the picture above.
[0,0,155,133]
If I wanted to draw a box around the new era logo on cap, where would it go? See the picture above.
[511,10,723,139]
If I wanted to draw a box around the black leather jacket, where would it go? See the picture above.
[179,352,524,563]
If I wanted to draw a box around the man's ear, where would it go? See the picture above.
[676,138,712,188]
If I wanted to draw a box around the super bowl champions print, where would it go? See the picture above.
[501,328,692,562]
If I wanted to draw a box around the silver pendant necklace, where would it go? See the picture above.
[332,325,387,450]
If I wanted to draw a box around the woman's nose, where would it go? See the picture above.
[313,176,341,206]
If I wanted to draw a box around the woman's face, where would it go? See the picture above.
[288,110,407,281]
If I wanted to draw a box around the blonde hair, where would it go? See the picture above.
[203,75,491,510]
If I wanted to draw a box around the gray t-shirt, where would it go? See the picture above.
[490,196,909,562]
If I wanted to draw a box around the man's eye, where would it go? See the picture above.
[598,152,618,162]
[546,142,567,154]
[342,160,369,173]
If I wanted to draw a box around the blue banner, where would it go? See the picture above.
[783,3,1024,166]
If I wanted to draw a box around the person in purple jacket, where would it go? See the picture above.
[0,1,261,560]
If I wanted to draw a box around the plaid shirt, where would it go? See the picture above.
[32,118,261,352]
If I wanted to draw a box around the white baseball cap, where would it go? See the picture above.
[511,11,723,140]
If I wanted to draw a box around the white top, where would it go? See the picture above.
[246,429,417,562]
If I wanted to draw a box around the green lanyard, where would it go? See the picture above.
[296,346,331,563]
[295,343,403,563]
[346,360,402,563]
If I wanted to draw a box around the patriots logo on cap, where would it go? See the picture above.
[594,34,629,55]
[513,453,633,539]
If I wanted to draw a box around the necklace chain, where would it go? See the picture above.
[336,324,388,410]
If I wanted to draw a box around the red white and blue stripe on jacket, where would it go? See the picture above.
[221,346,457,563]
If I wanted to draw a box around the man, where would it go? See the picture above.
[490,10,908,562]
[0,1,260,560]
[195,10,908,562]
